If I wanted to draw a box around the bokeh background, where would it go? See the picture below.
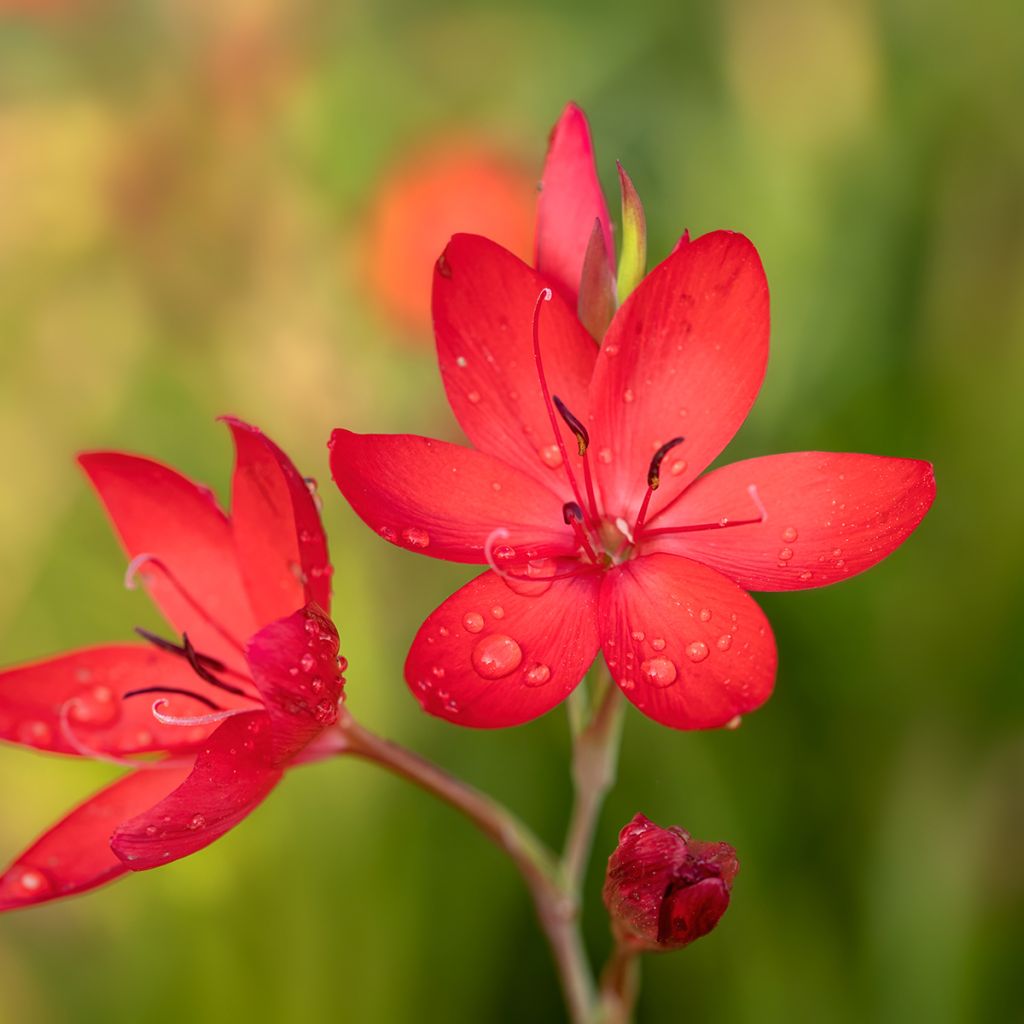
[1,0,1021,1020]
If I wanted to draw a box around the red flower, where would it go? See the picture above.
[0,420,343,911]
[329,103,935,731]
[603,813,738,952]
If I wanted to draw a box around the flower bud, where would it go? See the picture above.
[602,813,738,952]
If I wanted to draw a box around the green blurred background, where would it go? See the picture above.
[1,0,1021,1020]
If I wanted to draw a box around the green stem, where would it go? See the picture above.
[595,943,641,1024]
[334,712,595,1023]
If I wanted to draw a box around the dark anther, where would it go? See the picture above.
[134,626,248,698]
[552,395,589,455]
[122,686,221,711]
[647,437,686,490]
[562,501,585,524]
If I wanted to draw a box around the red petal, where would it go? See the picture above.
[329,429,574,564]
[111,711,282,870]
[535,103,614,306]
[405,570,601,728]
[0,765,192,911]
[244,605,344,761]
[588,231,770,521]
[647,453,936,591]
[226,419,332,623]
[78,452,257,671]
[0,644,243,757]
[433,233,597,487]
[599,554,776,730]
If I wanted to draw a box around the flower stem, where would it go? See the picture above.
[562,665,626,901]
[334,712,596,1023]
[595,943,641,1024]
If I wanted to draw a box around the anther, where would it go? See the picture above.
[647,437,685,490]
[562,501,598,564]
[134,626,252,699]
[552,396,590,456]
[562,501,585,525]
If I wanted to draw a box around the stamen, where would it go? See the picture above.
[123,686,221,711]
[124,553,246,655]
[134,626,256,700]
[639,485,767,539]
[149,699,247,728]
[58,700,162,768]
[633,436,686,537]
[181,634,251,698]
[134,627,226,672]
[553,394,600,524]
[484,526,584,578]
[531,290,590,518]
[562,502,599,563]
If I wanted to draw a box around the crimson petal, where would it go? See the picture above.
[0,644,244,757]
[0,765,192,911]
[79,452,257,671]
[227,418,332,624]
[330,429,574,564]
[111,711,282,870]
[588,231,770,522]
[648,453,936,591]
[244,605,344,762]
[405,570,601,728]
[535,103,614,307]
[433,233,597,487]
[599,554,776,730]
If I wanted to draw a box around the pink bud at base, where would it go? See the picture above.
[602,813,738,952]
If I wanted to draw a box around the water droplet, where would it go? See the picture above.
[436,253,452,278]
[781,526,798,543]
[598,448,613,464]
[699,608,712,622]
[14,867,49,896]
[603,343,620,356]
[834,558,846,569]
[539,444,563,469]
[17,720,51,745]
[778,547,794,561]
[403,527,430,548]
[831,548,842,557]
[640,657,678,688]
[799,571,813,581]
[685,641,710,663]
[455,355,468,368]
[491,605,505,619]
[467,390,481,404]
[678,407,688,418]
[299,652,316,674]
[438,625,450,638]
[491,482,502,492]
[670,459,687,476]
[716,634,733,651]
[724,715,742,731]
[471,634,523,680]
[145,825,158,836]
[524,663,551,686]
[187,814,206,831]
[623,388,635,403]
[631,630,645,642]
[315,699,338,725]
[619,677,636,691]
[379,526,397,543]
[463,612,485,634]
[650,637,666,652]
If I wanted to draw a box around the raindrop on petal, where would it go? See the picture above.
[471,634,523,680]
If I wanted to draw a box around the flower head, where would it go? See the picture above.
[330,103,935,731]
[0,419,344,911]
[603,813,738,952]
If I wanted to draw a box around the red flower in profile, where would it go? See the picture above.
[0,420,343,911]
[603,813,738,952]
[364,140,536,336]
[330,103,935,730]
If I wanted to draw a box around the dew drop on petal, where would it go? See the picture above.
[17,720,52,746]
[462,612,485,634]
[471,634,523,680]
[725,715,743,730]
[299,653,316,673]
[685,641,710,663]
[187,814,206,831]
[670,460,687,477]
[403,527,430,549]
[778,547,794,561]
[623,389,635,403]
[379,526,397,543]
[315,700,338,725]
[438,625,450,637]
[467,390,481,404]
[639,657,678,688]
[631,630,645,642]
[781,526,798,543]
[523,663,551,687]
[13,867,49,896]
[716,634,733,652]
[598,448,613,465]
[539,445,563,469]
[455,355,468,368]
[491,605,505,619]
[698,608,712,623]
[799,571,813,581]
[650,637,666,652]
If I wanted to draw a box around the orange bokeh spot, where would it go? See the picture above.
[364,142,536,338]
